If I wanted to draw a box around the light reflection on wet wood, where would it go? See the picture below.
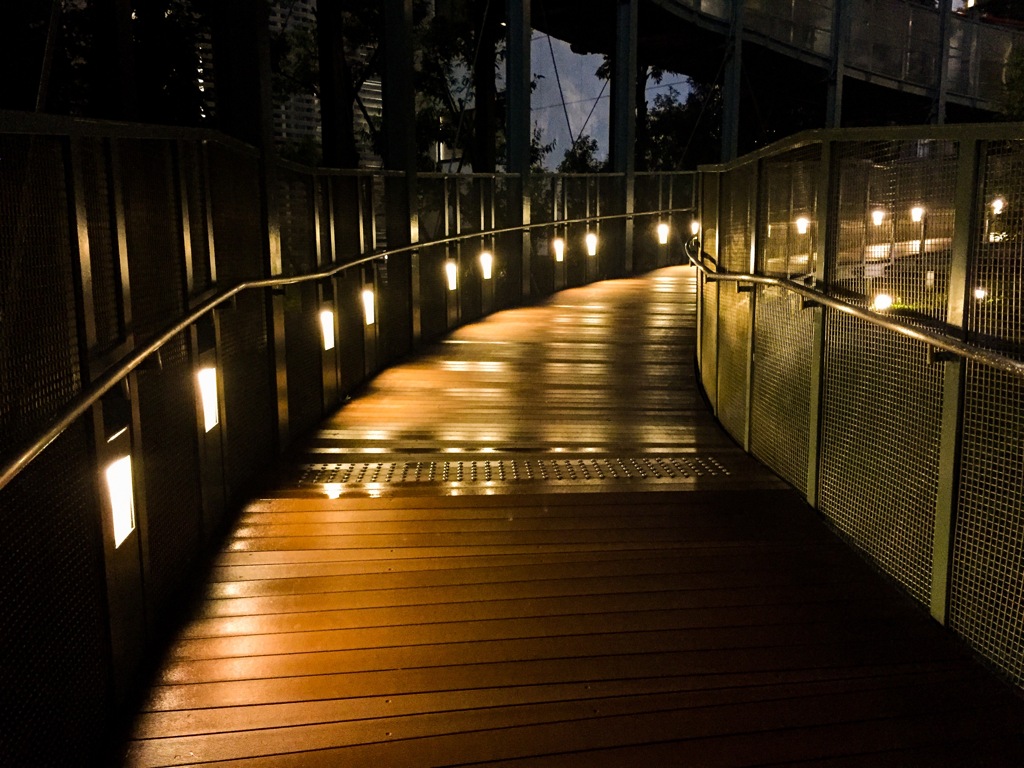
[123,268,1024,767]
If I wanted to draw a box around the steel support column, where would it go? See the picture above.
[721,0,743,161]
[507,0,532,299]
[611,0,637,271]
[826,2,848,129]
[383,0,419,356]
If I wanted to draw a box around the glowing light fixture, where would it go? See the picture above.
[553,237,565,262]
[319,309,335,351]
[361,289,375,326]
[872,209,885,226]
[795,216,810,235]
[585,232,598,256]
[446,260,458,290]
[992,198,1005,215]
[656,222,670,245]
[911,206,925,223]
[690,220,700,236]
[106,456,135,548]
[871,293,894,311]
[974,287,988,300]
[479,251,493,280]
[324,483,343,500]
[196,367,219,433]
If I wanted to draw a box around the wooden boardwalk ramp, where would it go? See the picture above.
[123,267,1024,766]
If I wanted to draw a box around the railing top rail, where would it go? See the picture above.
[0,204,696,494]
[684,245,1024,381]
[698,123,1024,174]
[0,110,260,155]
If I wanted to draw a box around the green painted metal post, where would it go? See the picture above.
[806,139,834,508]
[743,161,760,453]
[930,138,979,623]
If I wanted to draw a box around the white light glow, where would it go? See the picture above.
[911,206,925,223]
[324,483,342,499]
[974,287,988,300]
[871,293,894,311]
[553,237,565,262]
[361,289,375,326]
[992,198,1005,215]
[585,232,598,256]
[480,251,493,280]
[319,310,335,351]
[690,220,700,236]
[106,456,135,548]
[872,209,885,226]
[925,270,936,289]
[196,367,219,432]
[446,260,458,290]
[796,216,809,235]
[656,223,670,245]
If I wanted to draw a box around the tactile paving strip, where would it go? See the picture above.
[298,455,732,487]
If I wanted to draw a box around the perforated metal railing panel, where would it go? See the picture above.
[949,139,1024,686]
[78,138,122,351]
[819,313,942,606]
[284,282,324,438]
[0,136,110,765]
[750,286,813,495]
[121,139,186,339]
[136,333,204,626]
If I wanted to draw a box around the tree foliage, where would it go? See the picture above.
[558,134,603,173]
[643,81,722,170]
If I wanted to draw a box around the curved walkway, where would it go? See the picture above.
[123,266,1024,767]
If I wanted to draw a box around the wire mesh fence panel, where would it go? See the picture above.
[745,0,834,56]
[949,140,1024,687]
[717,285,751,444]
[751,286,814,494]
[832,139,958,322]
[759,146,821,280]
[819,312,942,606]
[720,166,754,273]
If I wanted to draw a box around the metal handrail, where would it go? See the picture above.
[684,240,1024,381]
[0,206,695,493]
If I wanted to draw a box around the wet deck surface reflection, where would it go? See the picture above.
[124,267,1024,766]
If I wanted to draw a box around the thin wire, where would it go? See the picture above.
[545,34,576,147]
[577,78,608,142]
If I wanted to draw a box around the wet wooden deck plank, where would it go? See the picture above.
[122,268,1024,766]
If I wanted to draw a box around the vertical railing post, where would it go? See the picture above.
[806,137,836,508]
[930,138,979,623]
[742,160,761,452]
